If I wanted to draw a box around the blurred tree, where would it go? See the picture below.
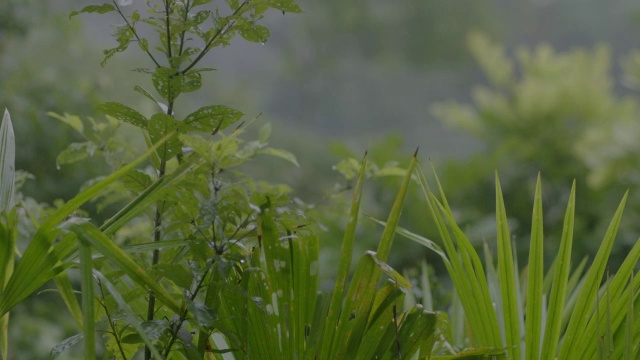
[432,33,640,266]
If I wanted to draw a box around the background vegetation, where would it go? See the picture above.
[3,0,640,358]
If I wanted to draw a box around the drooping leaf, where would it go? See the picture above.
[69,4,116,18]
[260,147,299,167]
[48,333,84,360]
[96,102,148,129]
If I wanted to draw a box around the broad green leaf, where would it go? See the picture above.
[541,182,575,360]
[152,67,183,101]
[0,109,15,212]
[133,85,169,113]
[56,142,98,166]
[525,174,544,360]
[48,333,84,360]
[260,147,299,167]
[69,4,116,18]
[558,191,627,358]
[148,113,183,162]
[96,102,148,129]
[267,0,303,13]
[495,173,520,359]
[258,122,271,143]
[182,105,243,133]
[237,20,270,43]
[47,112,84,134]
[122,169,153,194]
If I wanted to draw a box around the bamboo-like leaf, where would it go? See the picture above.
[376,151,418,262]
[0,211,16,360]
[417,164,501,347]
[540,181,575,359]
[525,174,544,360]
[79,238,95,359]
[495,173,520,359]
[71,222,181,313]
[573,235,640,358]
[100,154,201,234]
[558,191,627,358]
[53,272,83,328]
[0,133,173,318]
[0,108,15,212]
[319,154,367,359]
[622,272,634,360]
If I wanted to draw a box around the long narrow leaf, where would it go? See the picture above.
[495,173,520,359]
[558,191,627,358]
[525,174,544,360]
[79,239,95,359]
[71,222,181,313]
[0,108,15,212]
[320,153,367,359]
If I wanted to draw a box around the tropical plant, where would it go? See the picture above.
[394,165,640,359]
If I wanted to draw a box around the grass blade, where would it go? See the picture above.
[318,154,367,359]
[540,181,575,360]
[79,238,95,359]
[558,191,627,358]
[71,222,181,313]
[525,174,544,360]
[495,173,520,359]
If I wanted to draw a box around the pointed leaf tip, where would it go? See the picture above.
[413,146,419,157]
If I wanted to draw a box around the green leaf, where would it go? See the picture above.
[133,85,168,113]
[558,191,627,358]
[79,238,96,359]
[152,67,183,101]
[48,334,84,360]
[495,173,520,359]
[260,148,299,167]
[56,142,98,166]
[69,4,116,18]
[47,112,84,134]
[237,21,270,43]
[319,154,367,359]
[525,174,544,360]
[122,169,152,194]
[93,271,165,359]
[71,222,181,314]
[182,105,243,133]
[267,0,303,13]
[0,135,173,318]
[96,102,148,129]
[0,109,15,212]
[258,122,271,143]
[148,113,183,162]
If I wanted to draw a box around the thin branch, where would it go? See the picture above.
[98,281,129,360]
[111,0,162,68]
[181,1,248,74]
